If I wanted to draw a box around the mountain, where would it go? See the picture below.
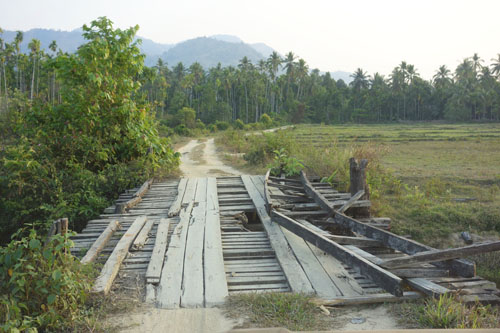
[1,29,350,78]
[331,71,352,84]
[162,37,265,68]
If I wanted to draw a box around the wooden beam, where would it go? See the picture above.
[406,278,450,297]
[338,190,365,213]
[380,241,500,269]
[80,220,121,264]
[115,179,153,213]
[331,212,475,277]
[300,171,335,215]
[264,169,273,213]
[271,210,403,297]
[146,218,171,284]
[93,216,147,295]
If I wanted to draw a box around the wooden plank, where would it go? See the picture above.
[380,241,500,269]
[314,291,422,306]
[181,178,207,308]
[134,178,153,198]
[338,190,365,213]
[157,178,198,308]
[145,218,171,284]
[331,212,475,277]
[168,178,188,217]
[242,175,314,294]
[131,219,154,251]
[406,278,450,297]
[92,216,147,295]
[305,242,364,296]
[271,211,403,297]
[204,177,229,306]
[281,228,342,298]
[80,220,121,264]
[390,268,449,278]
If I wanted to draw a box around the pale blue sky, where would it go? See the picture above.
[1,0,499,79]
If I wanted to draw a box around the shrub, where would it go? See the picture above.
[174,124,191,136]
[233,119,245,130]
[215,120,230,131]
[260,113,272,127]
[207,124,217,132]
[195,119,206,130]
[0,231,97,331]
[268,148,304,176]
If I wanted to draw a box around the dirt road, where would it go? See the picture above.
[178,138,241,177]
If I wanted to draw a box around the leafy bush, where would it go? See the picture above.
[233,119,245,130]
[174,124,191,136]
[215,120,230,131]
[268,148,304,177]
[0,231,97,331]
[195,119,206,130]
[259,113,272,127]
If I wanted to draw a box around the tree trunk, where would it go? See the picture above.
[30,57,36,100]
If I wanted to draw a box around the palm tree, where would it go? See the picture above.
[295,58,308,99]
[15,31,23,91]
[349,68,369,92]
[491,54,500,78]
[266,51,282,113]
[28,38,40,100]
[433,65,452,88]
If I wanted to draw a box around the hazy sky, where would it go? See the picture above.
[1,0,499,79]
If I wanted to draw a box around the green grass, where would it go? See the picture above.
[225,292,328,331]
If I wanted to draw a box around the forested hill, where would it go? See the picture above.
[1,29,268,67]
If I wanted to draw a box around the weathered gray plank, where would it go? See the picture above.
[168,178,188,217]
[145,218,171,284]
[80,220,121,264]
[271,211,403,297]
[93,216,147,295]
[157,178,198,308]
[181,178,207,308]
[242,175,314,294]
[338,190,365,213]
[331,213,475,277]
[281,228,342,298]
[204,177,229,306]
[380,241,500,269]
[131,219,155,251]
[305,242,364,296]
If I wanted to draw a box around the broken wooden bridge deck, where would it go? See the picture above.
[71,174,500,308]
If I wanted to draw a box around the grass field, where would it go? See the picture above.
[218,122,500,285]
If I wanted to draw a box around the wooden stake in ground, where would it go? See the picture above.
[349,158,370,217]
[93,216,147,295]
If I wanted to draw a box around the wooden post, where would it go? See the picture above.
[349,158,370,217]
[60,218,68,236]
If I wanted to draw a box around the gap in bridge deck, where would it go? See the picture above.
[217,176,290,294]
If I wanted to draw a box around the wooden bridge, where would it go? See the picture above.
[71,170,500,308]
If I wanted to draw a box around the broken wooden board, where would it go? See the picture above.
[80,220,121,264]
[93,216,147,295]
[146,218,171,284]
[271,210,404,297]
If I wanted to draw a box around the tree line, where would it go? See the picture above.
[1,28,500,126]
